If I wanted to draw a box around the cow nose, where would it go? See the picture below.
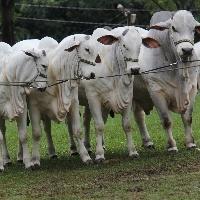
[182,47,193,56]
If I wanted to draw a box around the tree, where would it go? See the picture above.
[1,0,15,45]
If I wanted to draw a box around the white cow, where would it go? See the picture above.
[139,10,200,151]
[27,34,98,167]
[0,46,48,171]
[0,37,58,166]
[63,27,141,162]
[194,42,200,88]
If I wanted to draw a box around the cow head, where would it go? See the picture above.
[64,35,98,80]
[147,10,200,61]
[96,27,142,75]
[22,49,48,90]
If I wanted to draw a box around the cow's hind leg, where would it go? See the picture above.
[0,119,11,165]
[67,98,92,164]
[42,116,57,159]
[133,102,154,148]
[151,93,177,152]
[0,129,4,171]
[181,107,196,149]
[122,104,139,158]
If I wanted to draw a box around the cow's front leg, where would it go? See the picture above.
[181,107,196,149]
[16,107,33,169]
[0,119,11,165]
[30,107,42,168]
[151,92,177,152]
[133,102,154,148]
[0,128,4,171]
[83,106,92,153]
[67,117,78,156]
[122,104,139,158]
[67,97,92,164]
[88,97,105,162]
[42,116,57,159]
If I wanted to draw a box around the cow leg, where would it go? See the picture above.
[122,104,139,158]
[151,93,177,152]
[0,128,4,171]
[181,107,196,149]
[88,97,105,162]
[16,106,32,169]
[67,116,78,156]
[83,106,92,153]
[133,102,154,148]
[30,107,42,167]
[67,97,92,164]
[42,116,57,159]
[17,140,23,162]
[0,119,11,165]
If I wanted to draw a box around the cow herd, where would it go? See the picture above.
[0,10,200,172]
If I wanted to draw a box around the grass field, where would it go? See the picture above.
[1,97,200,200]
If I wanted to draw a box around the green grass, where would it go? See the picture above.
[1,97,200,200]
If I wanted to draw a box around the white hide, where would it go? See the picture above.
[0,47,48,171]
[194,42,200,89]
[28,34,98,166]
[71,27,143,161]
[140,10,200,150]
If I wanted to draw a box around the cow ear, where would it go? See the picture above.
[149,19,171,31]
[24,50,39,59]
[122,29,129,36]
[142,37,160,48]
[65,44,80,52]
[195,26,200,34]
[97,35,119,45]
[149,25,169,31]
[95,54,101,63]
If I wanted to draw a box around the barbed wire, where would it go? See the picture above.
[1,59,199,89]
[15,3,159,12]
[16,17,128,27]
[16,17,148,29]
[15,3,200,12]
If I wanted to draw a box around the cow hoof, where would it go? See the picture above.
[4,159,12,166]
[50,154,58,159]
[31,163,40,170]
[17,159,23,163]
[129,151,139,159]
[70,150,79,156]
[0,166,4,172]
[95,158,105,164]
[168,146,178,153]
[186,143,196,149]
[144,142,155,149]
[84,159,93,165]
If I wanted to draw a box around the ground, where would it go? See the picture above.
[1,97,200,200]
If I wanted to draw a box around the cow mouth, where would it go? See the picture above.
[180,55,193,63]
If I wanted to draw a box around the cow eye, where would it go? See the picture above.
[123,44,128,50]
[41,64,48,69]
[172,26,177,32]
[85,48,90,53]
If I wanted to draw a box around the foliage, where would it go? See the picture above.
[13,0,200,41]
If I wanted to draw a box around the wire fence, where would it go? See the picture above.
[2,60,200,89]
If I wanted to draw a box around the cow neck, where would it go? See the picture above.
[100,43,133,113]
[45,49,79,120]
[160,28,197,113]
[0,67,24,120]
[113,43,133,86]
